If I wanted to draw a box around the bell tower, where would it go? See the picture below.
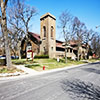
[40,13,56,58]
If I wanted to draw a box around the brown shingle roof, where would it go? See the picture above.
[56,40,65,48]
[28,32,86,49]
[28,32,40,42]
[28,32,65,49]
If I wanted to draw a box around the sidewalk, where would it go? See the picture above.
[15,65,38,75]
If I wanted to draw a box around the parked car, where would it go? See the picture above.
[0,55,19,59]
[11,56,19,59]
[0,55,6,59]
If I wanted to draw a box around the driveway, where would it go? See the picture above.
[0,62,100,100]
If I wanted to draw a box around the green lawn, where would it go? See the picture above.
[12,58,88,71]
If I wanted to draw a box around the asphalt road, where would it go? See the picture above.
[0,62,100,100]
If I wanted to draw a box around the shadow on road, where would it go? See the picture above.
[61,79,100,100]
[88,62,100,65]
[82,68,100,74]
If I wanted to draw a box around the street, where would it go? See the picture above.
[0,62,100,100]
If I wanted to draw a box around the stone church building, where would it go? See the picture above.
[21,13,89,59]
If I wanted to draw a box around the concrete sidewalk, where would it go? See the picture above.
[15,65,38,75]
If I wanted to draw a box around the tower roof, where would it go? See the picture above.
[40,13,56,20]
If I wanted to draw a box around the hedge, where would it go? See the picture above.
[34,55,49,59]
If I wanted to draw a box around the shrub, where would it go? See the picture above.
[34,55,49,59]
[12,60,25,65]
[25,64,40,68]
[59,59,65,63]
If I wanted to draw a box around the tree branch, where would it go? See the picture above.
[4,0,8,6]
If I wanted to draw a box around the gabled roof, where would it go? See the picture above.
[56,40,65,49]
[28,32,86,49]
[28,32,65,49]
[40,13,56,20]
[28,32,40,42]
[69,41,78,46]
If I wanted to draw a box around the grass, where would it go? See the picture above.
[0,66,23,73]
[12,58,88,71]
[88,58,100,63]
[1,58,99,73]
[12,59,38,65]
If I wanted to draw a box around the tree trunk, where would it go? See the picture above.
[1,1,12,68]
[5,41,12,67]
[77,43,81,61]
[26,26,29,60]
[65,48,67,63]
[18,42,21,59]
[18,47,21,59]
[77,49,79,61]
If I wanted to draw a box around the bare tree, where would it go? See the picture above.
[83,29,95,44]
[91,33,100,58]
[0,0,12,68]
[59,10,72,63]
[83,29,95,59]
[8,1,37,59]
[72,17,86,61]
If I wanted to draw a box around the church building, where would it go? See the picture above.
[21,13,89,59]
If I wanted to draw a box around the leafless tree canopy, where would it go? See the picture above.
[72,17,86,43]
[59,10,100,60]
[7,0,37,59]
[8,0,37,34]
[59,10,73,63]
[91,33,100,57]
[59,10,73,43]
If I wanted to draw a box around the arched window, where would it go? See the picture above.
[51,26,54,37]
[43,26,46,37]
[27,42,31,46]
[27,42,32,51]
[51,47,53,51]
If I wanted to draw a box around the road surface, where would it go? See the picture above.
[0,62,100,100]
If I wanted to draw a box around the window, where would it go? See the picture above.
[67,49,69,52]
[51,47,53,51]
[44,47,46,54]
[27,42,31,46]
[27,42,32,51]
[70,49,72,53]
[44,47,45,51]
[43,26,46,37]
[51,26,54,37]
